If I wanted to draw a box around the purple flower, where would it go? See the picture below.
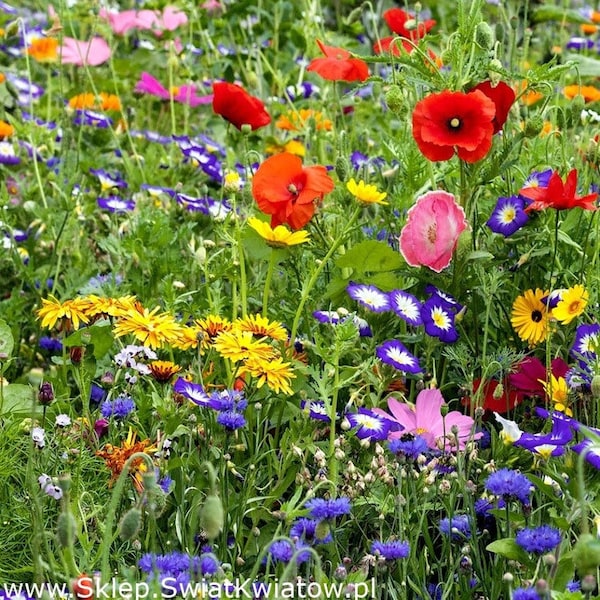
[514,416,572,457]
[305,497,351,521]
[515,525,561,554]
[300,400,332,422]
[484,468,533,505]
[266,540,309,564]
[39,336,63,353]
[376,340,422,373]
[420,297,459,343]
[522,169,552,189]
[371,540,410,560]
[486,195,529,236]
[173,377,210,406]
[439,514,472,540]
[388,290,423,326]
[208,389,247,412]
[345,408,396,440]
[388,434,429,460]
[90,168,127,190]
[73,110,113,128]
[289,518,332,544]
[199,552,220,576]
[216,411,246,430]
[100,395,135,419]
[97,196,135,213]
[312,309,372,336]
[346,282,391,312]
[0,141,20,165]
[571,323,600,361]
[566,37,594,51]
[512,588,541,600]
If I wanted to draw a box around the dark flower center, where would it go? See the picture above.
[448,117,462,131]
[531,310,543,322]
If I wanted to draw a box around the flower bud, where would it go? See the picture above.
[524,115,544,138]
[334,156,350,182]
[199,494,224,540]
[38,381,54,406]
[591,375,600,399]
[573,533,600,576]
[119,507,142,541]
[475,22,495,49]
[384,85,404,115]
[56,511,78,548]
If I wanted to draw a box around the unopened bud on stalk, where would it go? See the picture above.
[475,22,494,49]
[119,507,142,541]
[384,85,404,115]
[335,156,350,181]
[199,494,224,540]
[591,374,600,398]
[56,511,78,548]
[524,115,544,138]
[38,381,54,405]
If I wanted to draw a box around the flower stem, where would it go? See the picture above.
[262,249,277,318]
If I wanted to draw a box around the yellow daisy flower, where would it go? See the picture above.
[195,315,233,350]
[148,360,181,382]
[552,284,588,325]
[248,217,310,248]
[37,295,91,331]
[239,356,296,395]
[511,288,549,346]
[213,330,275,363]
[232,314,288,342]
[113,305,184,349]
[541,374,572,416]
[346,178,388,205]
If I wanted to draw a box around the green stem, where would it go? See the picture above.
[289,205,361,342]
[262,250,277,318]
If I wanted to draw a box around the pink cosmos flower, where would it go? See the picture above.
[59,37,111,66]
[399,190,468,273]
[99,6,187,36]
[373,388,482,451]
[134,72,212,107]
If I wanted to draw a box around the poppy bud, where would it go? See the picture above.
[334,155,350,182]
[573,533,600,576]
[492,383,504,399]
[524,115,544,138]
[70,346,85,364]
[38,381,54,405]
[119,507,142,541]
[199,494,224,540]
[56,511,78,548]
[384,85,404,115]
[591,375,600,399]
[475,22,494,50]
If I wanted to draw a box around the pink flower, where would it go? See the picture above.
[373,388,482,451]
[59,37,111,66]
[134,72,212,107]
[98,9,141,35]
[160,6,188,31]
[399,190,468,273]
[99,6,187,36]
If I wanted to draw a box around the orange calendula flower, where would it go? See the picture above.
[27,37,59,62]
[232,314,288,341]
[96,428,156,486]
[37,296,91,331]
[238,356,295,395]
[276,108,332,132]
[68,92,122,111]
[113,305,184,349]
[213,330,275,363]
[0,120,14,139]
[563,85,600,103]
[148,360,182,382]
[195,315,233,350]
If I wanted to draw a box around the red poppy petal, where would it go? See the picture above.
[212,82,271,131]
[471,80,515,133]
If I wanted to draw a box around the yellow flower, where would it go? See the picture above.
[195,315,232,350]
[148,360,181,382]
[213,330,275,363]
[113,305,184,349]
[346,178,388,205]
[552,284,588,325]
[276,108,332,131]
[265,139,306,157]
[37,295,91,331]
[83,294,138,319]
[239,356,296,395]
[510,288,549,346]
[232,314,288,342]
[248,217,310,248]
[541,375,572,416]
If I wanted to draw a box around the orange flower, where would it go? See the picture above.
[0,120,14,139]
[276,108,332,132]
[27,37,59,62]
[580,23,598,35]
[148,360,181,382]
[306,39,369,82]
[68,92,122,111]
[563,85,600,103]
[0,73,5,84]
[251,152,335,229]
[516,81,543,106]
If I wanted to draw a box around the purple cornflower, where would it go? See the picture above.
[289,517,332,544]
[305,497,351,521]
[90,383,107,403]
[388,290,423,326]
[208,389,247,412]
[388,434,429,460]
[39,336,62,353]
[515,525,561,554]
[512,587,541,600]
[100,395,135,419]
[486,195,529,236]
[376,340,422,373]
[439,514,473,540]
[198,552,220,576]
[266,540,304,564]
[346,282,391,312]
[345,408,396,440]
[484,468,533,505]
[371,540,410,560]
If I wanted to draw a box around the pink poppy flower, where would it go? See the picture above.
[399,190,468,273]
[59,37,111,67]
[134,72,212,107]
[373,388,482,451]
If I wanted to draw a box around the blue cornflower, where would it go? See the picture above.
[198,552,220,576]
[515,525,562,554]
[566,580,581,592]
[266,540,309,564]
[439,514,472,540]
[158,474,173,494]
[474,498,494,518]
[100,395,135,419]
[512,587,541,600]
[289,517,332,545]
[371,540,410,560]
[208,389,247,412]
[305,497,351,521]
[39,336,63,353]
[216,411,246,430]
[484,468,533,505]
[486,195,529,236]
[388,434,429,460]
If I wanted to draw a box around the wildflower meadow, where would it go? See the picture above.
[2,0,600,598]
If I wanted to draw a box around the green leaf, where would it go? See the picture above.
[336,240,403,275]
[0,383,37,417]
[553,555,575,593]
[0,319,14,358]
[564,54,600,77]
[466,250,494,262]
[486,538,532,565]
[531,6,591,24]
[62,320,114,360]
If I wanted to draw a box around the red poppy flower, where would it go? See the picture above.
[212,82,271,131]
[412,89,496,163]
[520,169,598,212]
[470,80,515,133]
[251,153,335,230]
[306,40,369,82]
[383,8,436,40]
